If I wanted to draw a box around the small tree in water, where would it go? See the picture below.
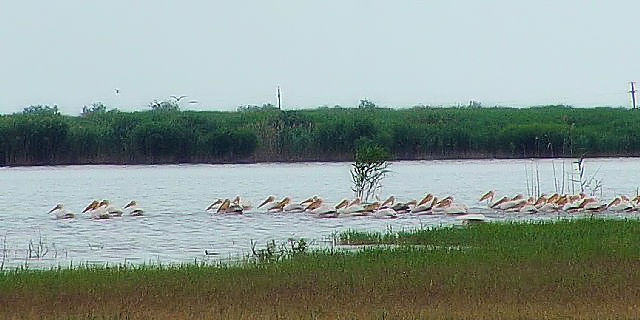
[351,143,390,202]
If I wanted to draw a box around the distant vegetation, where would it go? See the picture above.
[0,102,639,166]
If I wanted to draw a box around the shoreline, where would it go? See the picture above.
[2,154,640,168]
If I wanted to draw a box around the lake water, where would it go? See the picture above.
[1,158,639,269]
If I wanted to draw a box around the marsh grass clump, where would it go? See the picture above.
[1,218,639,319]
[350,143,391,202]
[249,238,309,263]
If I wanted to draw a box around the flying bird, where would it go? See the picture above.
[114,88,120,95]
[170,95,187,102]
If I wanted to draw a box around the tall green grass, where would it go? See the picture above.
[1,218,639,319]
[2,105,640,165]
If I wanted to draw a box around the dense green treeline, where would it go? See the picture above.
[0,105,639,166]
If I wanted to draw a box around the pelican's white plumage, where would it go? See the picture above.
[124,200,144,216]
[48,204,74,219]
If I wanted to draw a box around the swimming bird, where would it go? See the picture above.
[337,198,368,216]
[360,202,381,215]
[124,200,144,216]
[432,197,454,214]
[445,203,469,215]
[372,208,398,219]
[305,198,342,217]
[217,199,243,214]
[317,199,349,218]
[304,197,324,212]
[417,193,434,207]
[392,199,417,214]
[411,197,437,214]
[257,196,277,210]
[518,197,539,214]
[102,200,124,217]
[479,190,495,205]
[607,197,634,212]
[84,200,110,219]
[48,204,74,219]
[82,200,99,214]
[232,196,252,210]
[283,198,311,213]
[380,196,395,208]
[494,194,525,211]
[206,199,223,211]
[583,199,606,213]
[268,197,291,213]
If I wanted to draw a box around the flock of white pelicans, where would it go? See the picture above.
[48,191,640,223]
[47,200,144,220]
[203,191,640,223]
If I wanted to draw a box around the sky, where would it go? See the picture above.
[1,1,639,114]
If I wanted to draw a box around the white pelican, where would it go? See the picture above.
[48,204,74,219]
[232,196,252,210]
[607,197,634,212]
[537,202,558,214]
[124,200,144,216]
[380,196,395,208]
[392,199,417,214]
[583,199,606,213]
[411,197,437,214]
[304,197,323,212]
[283,197,317,213]
[479,191,495,206]
[372,207,398,219]
[417,193,434,207]
[257,196,278,210]
[206,199,223,211]
[217,199,243,214]
[83,200,110,219]
[494,195,526,211]
[445,203,469,215]
[306,198,345,217]
[337,198,368,217]
[503,197,532,213]
[532,195,548,209]
[320,199,349,218]
[431,196,454,214]
[432,196,468,215]
[82,200,99,213]
[268,197,291,213]
[102,200,123,217]
[519,197,539,214]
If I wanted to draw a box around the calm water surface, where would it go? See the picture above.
[1,158,639,268]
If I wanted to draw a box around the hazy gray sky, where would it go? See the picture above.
[1,1,639,114]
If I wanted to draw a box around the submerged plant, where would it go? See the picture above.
[350,143,390,202]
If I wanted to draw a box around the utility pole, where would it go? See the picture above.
[631,82,637,110]
[277,86,282,110]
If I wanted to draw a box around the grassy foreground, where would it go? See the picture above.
[1,218,640,319]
